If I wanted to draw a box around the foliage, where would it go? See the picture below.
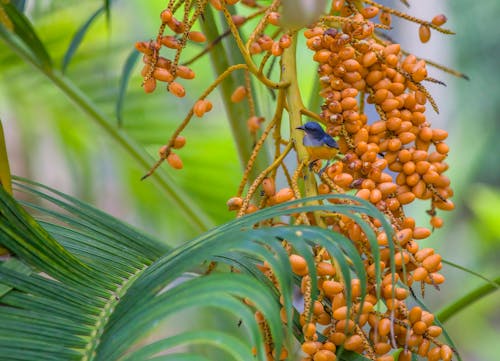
[0,1,499,361]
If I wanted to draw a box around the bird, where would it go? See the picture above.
[296,121,339,160]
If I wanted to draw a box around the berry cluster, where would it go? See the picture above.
[139,1,461,360]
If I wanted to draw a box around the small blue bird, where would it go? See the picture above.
[296,121,339,161]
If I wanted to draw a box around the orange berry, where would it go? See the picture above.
[209,0,223,10]
[188,31,206,43]
[153,67,174,82]
[176,65,195,79]
[301,341,319,355]
[231,86,247,102]
[432,14,447,26]
[227,197,243,210]
[361,6,379,19]
[194,100,207,117]
[273,188,294,203]
[135,41,153,55]
[262,178,276,197]
[160,9,172,23]
[289,254,308,275]
[322,280,344,297]
[344,335,363,351]
[440,345,453,361]
[143,77,156,93]
[313,349,336,361]
[279,34,291,49]
[380,11,391,26]
[430,216,443,228]
[231,15,246,26]
[422,253,442,272]
[413,227,431,239]
[271,41,284,56]
[267,12,280,26]
[161,35,181,49]
[168,82,186,97]
[167,152,183,169]
[173,136,186,149]
[317,262,336,276]
[303,322,316,338]
[419,25,431,43]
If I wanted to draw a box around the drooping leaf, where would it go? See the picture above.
[62,5,105,73]
[0,2,52,69]
[1,179,393,361]
[116,48,140,126]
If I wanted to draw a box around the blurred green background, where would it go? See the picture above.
[1,1,499,360]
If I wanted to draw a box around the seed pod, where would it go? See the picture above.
[432,14,447,26]
[188,31,206,43]
[249,41,262,54]
[158,145,168,159]
[160,9,172,23]
[168,82,186,97]
[380,11,391,26]
[143,77,156,93]
[135,41,153,55]
[161,35,180,49]
[227,197,243,210]
[271,41,284,56]
[231,15,246,26]
[317,261,335,276]
[289,254,308,275]
[153,67,174,82]
[422,253,442,272]
[279,34,291,48]
[378,318,391,336]
[361,6,378,19]
[322,280,344,297]
[301,340,319,355]
[262,178,276,196]
[167,152,183,169]
[413,267,428,281]
[409,306,422,324]
[413,227,431,239]
[194,100,207,117]
[344,335,362,351]
[167,17,185,34]
[419,25,431,43]
[333,306,348,320]
[231,86,247,102]
[427,346,441,361]
[247,116,263,133]
[440,345,453,361]
[176,65,195,79]
[267,11,280,26]
[173,136,186,149]
[273,188,294,203]
[302,322,316,338]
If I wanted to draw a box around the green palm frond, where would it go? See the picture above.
[0,179,392,361]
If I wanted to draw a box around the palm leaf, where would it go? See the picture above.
[1,179,391,360]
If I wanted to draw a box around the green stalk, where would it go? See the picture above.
[281,32,319,199]
[0,29,213,233]
[437,276,500,323]
[200,8,270,180]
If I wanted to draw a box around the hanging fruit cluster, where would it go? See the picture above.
[138,1,464,360]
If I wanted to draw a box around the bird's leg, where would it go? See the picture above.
[318,160,331,177]
[308,159,321,172]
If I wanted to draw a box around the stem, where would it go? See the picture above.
[437,276,500,323]
[281,33,319,200]
[0,30,213,233]
[200,8,271,181]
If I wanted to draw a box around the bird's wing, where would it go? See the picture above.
[323,136,339,149]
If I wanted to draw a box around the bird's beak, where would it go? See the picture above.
[296,125,305,130]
